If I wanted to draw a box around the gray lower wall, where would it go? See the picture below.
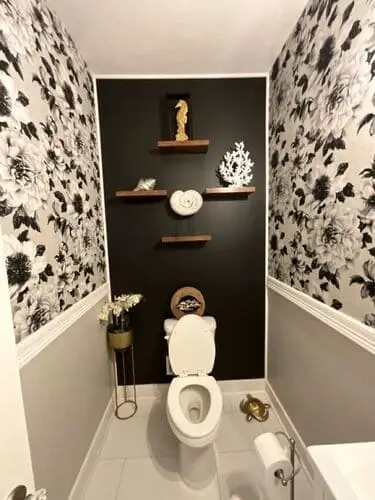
[20,298,112,500]
[268,288,375,446]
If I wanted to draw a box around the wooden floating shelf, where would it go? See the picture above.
[157,139,210,153]
[161,235,212,243]
[116,190,168,198]
[204,187,256,196]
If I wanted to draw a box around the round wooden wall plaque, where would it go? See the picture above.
[170,286,205,319]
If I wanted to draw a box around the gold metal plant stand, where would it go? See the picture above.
[112,344,137,420]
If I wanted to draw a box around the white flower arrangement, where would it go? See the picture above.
[98,293,144,332]
[217,141,255,187]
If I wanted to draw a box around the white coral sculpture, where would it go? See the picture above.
[217,141,254,187]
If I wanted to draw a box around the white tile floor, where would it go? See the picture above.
[82,391,313,500]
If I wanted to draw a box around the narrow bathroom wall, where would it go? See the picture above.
[268,289,375,446]
[0,1,111,498]
[20,299,111,500]
[97,77,266,384]
[269,0,375,325]
[0,1,106,343]
[268,0,375,446]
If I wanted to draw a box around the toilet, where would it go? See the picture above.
[164,314,223,489]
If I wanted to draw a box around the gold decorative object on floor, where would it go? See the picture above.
[175,99,189,141]
[240,394,270,422]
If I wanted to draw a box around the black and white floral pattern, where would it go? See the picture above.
[269,0,375,325]
[0,0,105,343]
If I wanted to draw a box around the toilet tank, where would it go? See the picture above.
[163,316,216,340]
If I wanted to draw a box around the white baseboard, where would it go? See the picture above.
[134,383,168,398]
[218,378,265,394]
[131,379,265,399]
[266,380,314,483]
[128,379,265,415]
[219,379,266,412]
[68,393,114,500]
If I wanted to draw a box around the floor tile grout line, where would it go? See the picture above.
[81,458,125,500]
[101,448,259,462]
[86,392,285,500]
[215,449,256,455]
[81,454,110,500]
[80,413,119,499]
[95,456,129,463]
[114,459,127,500]
[99,452,180,461]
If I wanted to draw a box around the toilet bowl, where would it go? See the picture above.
[164,314,223,489]
[167,375,222,447]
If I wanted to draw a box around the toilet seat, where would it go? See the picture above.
[167,375,222,439]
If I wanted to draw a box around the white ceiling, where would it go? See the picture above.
[48,0,308,75]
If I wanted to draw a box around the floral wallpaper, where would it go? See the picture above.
[269,0,375,326]
[0,0,106,343]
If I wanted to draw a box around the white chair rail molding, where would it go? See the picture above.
[267,277,375,357]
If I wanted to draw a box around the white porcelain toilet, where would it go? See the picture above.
[164,314,223,489]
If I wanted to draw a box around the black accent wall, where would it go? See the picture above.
[97,78,266,384]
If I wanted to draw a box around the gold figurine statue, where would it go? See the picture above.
[240,394,270,422]
[175,99,189,142]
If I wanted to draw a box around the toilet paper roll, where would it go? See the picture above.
[254,432,293,493]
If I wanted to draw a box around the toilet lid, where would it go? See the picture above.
[168,314,215,376]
